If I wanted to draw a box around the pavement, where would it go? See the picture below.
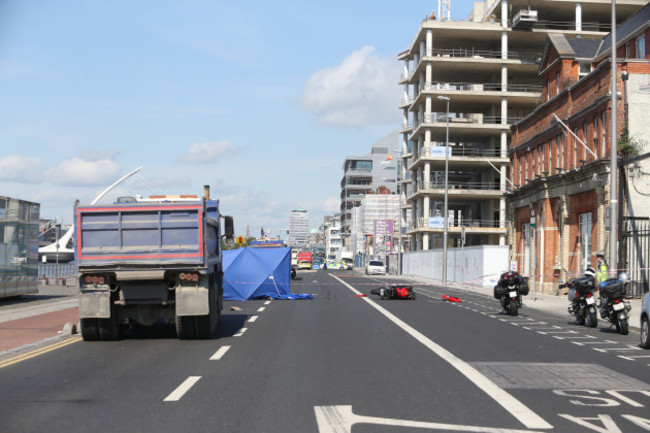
[0,284,79,360]
[0,275,644,359]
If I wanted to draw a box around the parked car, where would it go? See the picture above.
[298,260,312,270]
[641,291,650,349]
[327,260,344,270]
[365,260,386,275]
[341,257,354,270]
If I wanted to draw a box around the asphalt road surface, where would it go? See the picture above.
[1,269,649,433]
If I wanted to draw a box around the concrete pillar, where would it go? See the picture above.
[426,29,433,57]
[420,41,426,59]
[576,2,582,32]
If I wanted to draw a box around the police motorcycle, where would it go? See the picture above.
[599,273,632,335]
[493,271,529,316]
[561,267,598,327]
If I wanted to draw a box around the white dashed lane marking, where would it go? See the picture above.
[210,346,231,360]
[164,376,201,401]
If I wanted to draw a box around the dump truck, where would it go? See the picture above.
[75,186,234,341]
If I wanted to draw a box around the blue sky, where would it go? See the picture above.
[0,0,475,236]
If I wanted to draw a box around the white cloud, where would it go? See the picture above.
[301,46,402,127]
[183,140,239,164]
[0,155,46,183]
[45,157,121,186]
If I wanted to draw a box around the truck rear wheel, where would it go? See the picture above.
[98,303,120,341]
[80,318,100,341]
[194,280,217,339]
[176,315,196,339]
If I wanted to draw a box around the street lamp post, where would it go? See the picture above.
[438,96,450,285]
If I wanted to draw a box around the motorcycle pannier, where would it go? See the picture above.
[518,281,529,296]
[574,277,594,295]
[568,287,577,302]
[600,279,626,299]
[494,285,508,299]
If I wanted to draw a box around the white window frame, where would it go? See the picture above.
[594,117,599,158]
[636,35,646,59]
[601,112,607,158]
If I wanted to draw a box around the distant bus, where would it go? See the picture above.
[0,196,40,299]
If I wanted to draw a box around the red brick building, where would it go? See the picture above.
[508,4,650,294]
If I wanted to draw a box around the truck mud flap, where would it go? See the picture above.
[176,287,210,316]
[79,292,111,318]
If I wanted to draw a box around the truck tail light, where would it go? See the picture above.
[84,275,106,284]
[179,273,199,282]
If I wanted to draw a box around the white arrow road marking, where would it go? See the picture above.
[314,405,548,433]
[210,345,231,360]
[164,376,201,401]
[330,274,553,430]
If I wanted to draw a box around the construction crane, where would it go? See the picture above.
[439,0,450,21]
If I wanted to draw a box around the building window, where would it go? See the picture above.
[557,133,564,169]
[573,128,578,169]
[579,62,591,78]
[626,43,631,58]
[540,142,545,174]
[637,35,646,59]
[601,112,607,158]
[594,117,599,158]
[579,212,593,271]
[556,71,560,95]
[583,123,588,161]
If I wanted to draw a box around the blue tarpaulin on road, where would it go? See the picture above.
[269,293,314,300]
[223,247,291,300]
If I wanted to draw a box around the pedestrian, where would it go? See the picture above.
[596,252,609,311]
[596,252,608,286]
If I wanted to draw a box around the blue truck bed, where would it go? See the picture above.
[75,200,219,268]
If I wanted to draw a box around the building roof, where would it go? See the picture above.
[539,34,602,73]
[595,2,650,59]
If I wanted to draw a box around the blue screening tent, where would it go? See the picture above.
[223,247,291,300]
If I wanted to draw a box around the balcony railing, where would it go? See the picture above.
[428,48,541,63]
[422,82,542,93]
[414,180,501,191]
[413,113,522,128]
[411,217,502,229]
[415,146,503,158]
[527,20,611,32]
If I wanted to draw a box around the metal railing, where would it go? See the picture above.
[428,48,541,63]
[422,82,542,93]
[416,146,502,158]
[411,217,502,229]
[528,20,611,32]
[413,114,521,128]
[415,180,501,191]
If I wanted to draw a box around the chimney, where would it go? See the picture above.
[203,185,210,200]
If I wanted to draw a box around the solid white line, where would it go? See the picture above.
[315,405,548,433]
[164,376,201,401]
[210,346,231,360]
[329,274,553,430]
[257,307,266,312]
[248,315,259,323]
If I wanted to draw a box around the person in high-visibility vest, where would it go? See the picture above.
[596,252,609,314]
[596,252,609,286]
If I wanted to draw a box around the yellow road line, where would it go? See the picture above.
[0,336,82,369]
